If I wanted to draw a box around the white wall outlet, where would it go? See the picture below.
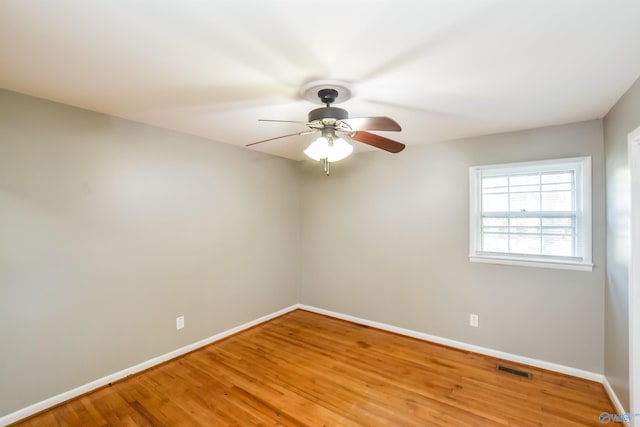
[469,314,479,328]
[176,315,185,330]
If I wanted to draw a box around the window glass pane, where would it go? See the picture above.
[542,235,574,256]
[482,233,509,252]
[510,174,540,186]
[482,176,508,189]
[541,191,573,211]
[482,193,508,212]
[542,216,576,255]
[542,183,572,192]
[510,217,540,227]
[543,229,573,237]
[509,192,539,212]
[482,176,508,194]
[510,184,539,193]
[510,234,540,255]
[482,187,507,194]
[510,217,540,235]
[541,172,573,184]
[482,217,508,226]
[482,217,508,233]
[483,228,506,234]
[542,217,574,227]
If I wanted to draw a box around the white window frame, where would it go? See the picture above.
[469,157,593,271]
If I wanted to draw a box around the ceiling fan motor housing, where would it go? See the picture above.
[308,106,348,122]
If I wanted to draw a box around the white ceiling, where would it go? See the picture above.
[1,0,640,160]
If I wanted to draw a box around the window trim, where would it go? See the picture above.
[469,156,593,271]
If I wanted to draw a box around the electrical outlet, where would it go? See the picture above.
[176,315,185,330]
[469,314,479,328]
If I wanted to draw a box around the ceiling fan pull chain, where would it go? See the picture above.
[323,158,330,176]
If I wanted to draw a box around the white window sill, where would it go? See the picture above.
[469,255,594,272]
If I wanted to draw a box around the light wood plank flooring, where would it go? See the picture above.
[12,309,614,426]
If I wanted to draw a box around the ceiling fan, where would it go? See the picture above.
[246,81,405,175]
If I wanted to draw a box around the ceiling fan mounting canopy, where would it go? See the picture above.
[317,88,339,105]
[300,79,353,104]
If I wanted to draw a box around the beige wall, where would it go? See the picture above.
[299,120,606,373]
[603,75,640,410]
[0,90,300,416]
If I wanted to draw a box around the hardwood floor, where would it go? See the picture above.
[12,309,614,426]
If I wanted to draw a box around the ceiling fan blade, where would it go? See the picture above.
[337,116,401,132]
[246,130,317,147]
[258,119,309,124]
[350,131,406,153]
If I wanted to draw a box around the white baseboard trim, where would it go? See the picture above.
[0,304,298,427]
[603,376,631,426]
[298,304,604,383]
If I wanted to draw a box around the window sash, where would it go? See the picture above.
[481,170,576,214]
[479,214,579,258]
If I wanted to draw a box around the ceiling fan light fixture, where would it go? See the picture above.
[328,138,353,162]
[304,136,353,162]
[304,136,329,161]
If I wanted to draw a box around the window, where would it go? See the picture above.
[469,157,592,271]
